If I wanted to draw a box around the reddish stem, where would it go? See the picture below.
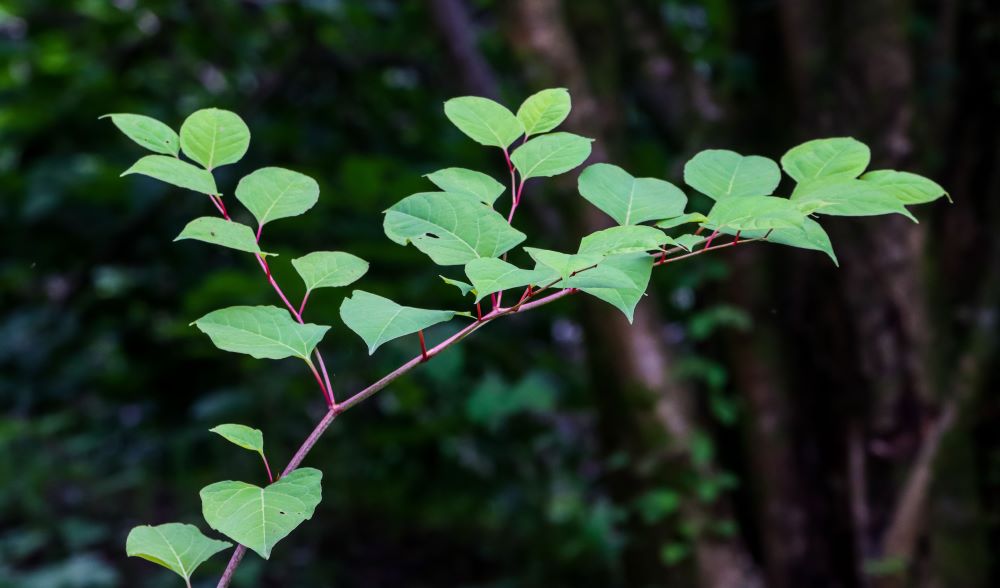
[214,234,761,588]
[418,330,429,362]
[299,291,311,316]
[306,361,333,407]
[476,302,482,321]
[261,454,274,484]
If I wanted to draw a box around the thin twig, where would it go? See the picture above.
[215,234,757,587]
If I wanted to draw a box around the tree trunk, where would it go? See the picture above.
[508,2,761,587]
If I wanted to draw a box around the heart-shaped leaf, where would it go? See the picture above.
[126,523,231,585]
[516,88,571,136]
[340,290,455,354]
[200,468,322,560]
[291,251,369,293]
[192,306,330,361]
[175,217,266,255]
[510,132,593,180]
[443,96,523,148]
[578,163,687,225]
[180,108,251,170]
[123,155,217,195]
[102,113,179,156]
[384,192,526,266]
[683,149,781,200]
[781,137,870,183]
[425,167,505,206]
[235,167,320,227]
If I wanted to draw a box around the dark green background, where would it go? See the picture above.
[2,1,998,587]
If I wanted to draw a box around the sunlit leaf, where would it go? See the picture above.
[340,290,455,354]
[383,192,526,265]
[174,217,266,255]
[781,137,870,183]
[510,132,593,180]
[235,167,319,228]
[791,177,916,221]
[425,167,505,206]
[578,225,672,256]
[126,523,230,585]
[443,96,523,148]
[464,258,551,303]
[516,88,571,136]
[122,155,217,195]
[291,251,368,293]
[192,306,329,361]
[578,163,686,225]
[860,169,949,205]
[706,196,807,231]
[200,468,322,560]
[684,149,780,200]
[209,424,265,458]
[102,113,179,156]
[179,108,251,170]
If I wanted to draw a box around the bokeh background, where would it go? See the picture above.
[2,1,999,587]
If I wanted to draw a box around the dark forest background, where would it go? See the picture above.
[2,1,999,587]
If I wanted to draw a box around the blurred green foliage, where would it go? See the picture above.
[0,2,749,586]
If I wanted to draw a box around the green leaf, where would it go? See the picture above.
[443,96,523,148]
[102,113,179,156]
[655,213,709,230]
[179,108,251,170]
[425,167,505,206]
[791,177,916,221]
[200,468,322,560]
[781,137,870,183]
[209,424,265,457]
[384,192,526,265]
[192,306,330,361]
[291,251,369,293]
[860,170,949,205]
[174,217,266,255]
[126,523,231,585]
[516,88,571,136]
[578,163,687,225]
[340,291,456,354]
[439,275,474,297]
[235,167,320,228]
[578,225,672,256]
[464,258,551,303]
[706,196,807,231]
[510,132,593,180]
[683,149,781,200]
[673,234,704,252]
[524,247,603,280]
[573,253,654,322]
[754,219,837,265]
[122,155,218,195]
